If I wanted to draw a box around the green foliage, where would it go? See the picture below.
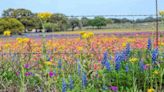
[89,16,107,29]
[2,8,33,18]
[69,17,81,31]
[44,23,60,32]
[18,15,42,32]
[49,13,68,31]
[0,18,25,34]
[81,17,89,27]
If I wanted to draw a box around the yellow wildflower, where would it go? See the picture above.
[44,61,53,66]
[77,46,83,51]
[122,43,126,47]
[37,12,52,21]
[80,31,86,35]
[23,38,30,43]
[153,70,159,75]
[129,58,138,63]
[16,37,30,43]
[147,88,154,92]
[80,32,94,39]
[159,42,164,46]
[3,30,11,36]
[4,43,11,48]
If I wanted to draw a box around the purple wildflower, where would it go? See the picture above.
[49,71,54,77]
[16,71,20,76]
[110,86,118,92]
[25,72,32,76]
[24,64,30,69]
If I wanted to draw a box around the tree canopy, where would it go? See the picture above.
[0,18,25,34]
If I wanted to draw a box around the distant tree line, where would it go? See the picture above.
[0,8,161,34]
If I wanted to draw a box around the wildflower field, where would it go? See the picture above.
[0,31,164,92]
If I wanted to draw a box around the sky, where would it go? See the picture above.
[0,0,164,16]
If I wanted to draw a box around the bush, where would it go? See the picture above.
[0,18,25,34]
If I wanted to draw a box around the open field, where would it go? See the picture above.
[0,31,164,92]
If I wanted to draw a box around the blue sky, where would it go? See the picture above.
[0,0,164,16]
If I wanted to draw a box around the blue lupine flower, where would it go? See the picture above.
[121,50,126,61]
[58,59,62,69]
[115,62,121,71]
[125,64,129,72]
[102,51,108,66]
[78,64,81,75]
[115,53,121,71]
[102,85,108,90]
[46,55,50,61]
[152,48,158,64]
[54,48,56,51]
[69,76,74,90]
[53,70,56,76]
[147,38,152,50]
[104,60,110,71]
[82,72,87,88]
[62,79,67,92]
[102,51,111,71]
[125,43,130,57]
[139,60,144,71]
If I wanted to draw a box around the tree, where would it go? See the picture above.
[69,17,80,31]
[143,17,156,22]
[18,15,42,32]
[81,17,89,27]
[2,8,37,32]
[106,18,113,24]
[121,18,132,23]
[44,23,60,32]
[48,13,68,31]
[2,8,15,18]
[89,16,107,29]
[0,18,25,34]
[2,8,33,18]
[111,18,122,23]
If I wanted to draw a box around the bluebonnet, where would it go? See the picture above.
[104,60,110,71]
[58,59,62,69]
[54,48,56,51]
[125,64,129,72]
[115,53,122,71]
[121,43,130,61]
[102,51,108,66]
[152,48,158,64]
[62,78,67,92]
[147,38,152,50]
[139,60,144,71]
[102,51,110,71]
[46,55,50,61]
[82,72,87,88]
[102,85,108,90]
[78,63,81,75]
[125,43,130,57]
[69,76,74,90]
[53,70,56,76]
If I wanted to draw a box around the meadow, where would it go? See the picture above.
[0,31,164,92]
